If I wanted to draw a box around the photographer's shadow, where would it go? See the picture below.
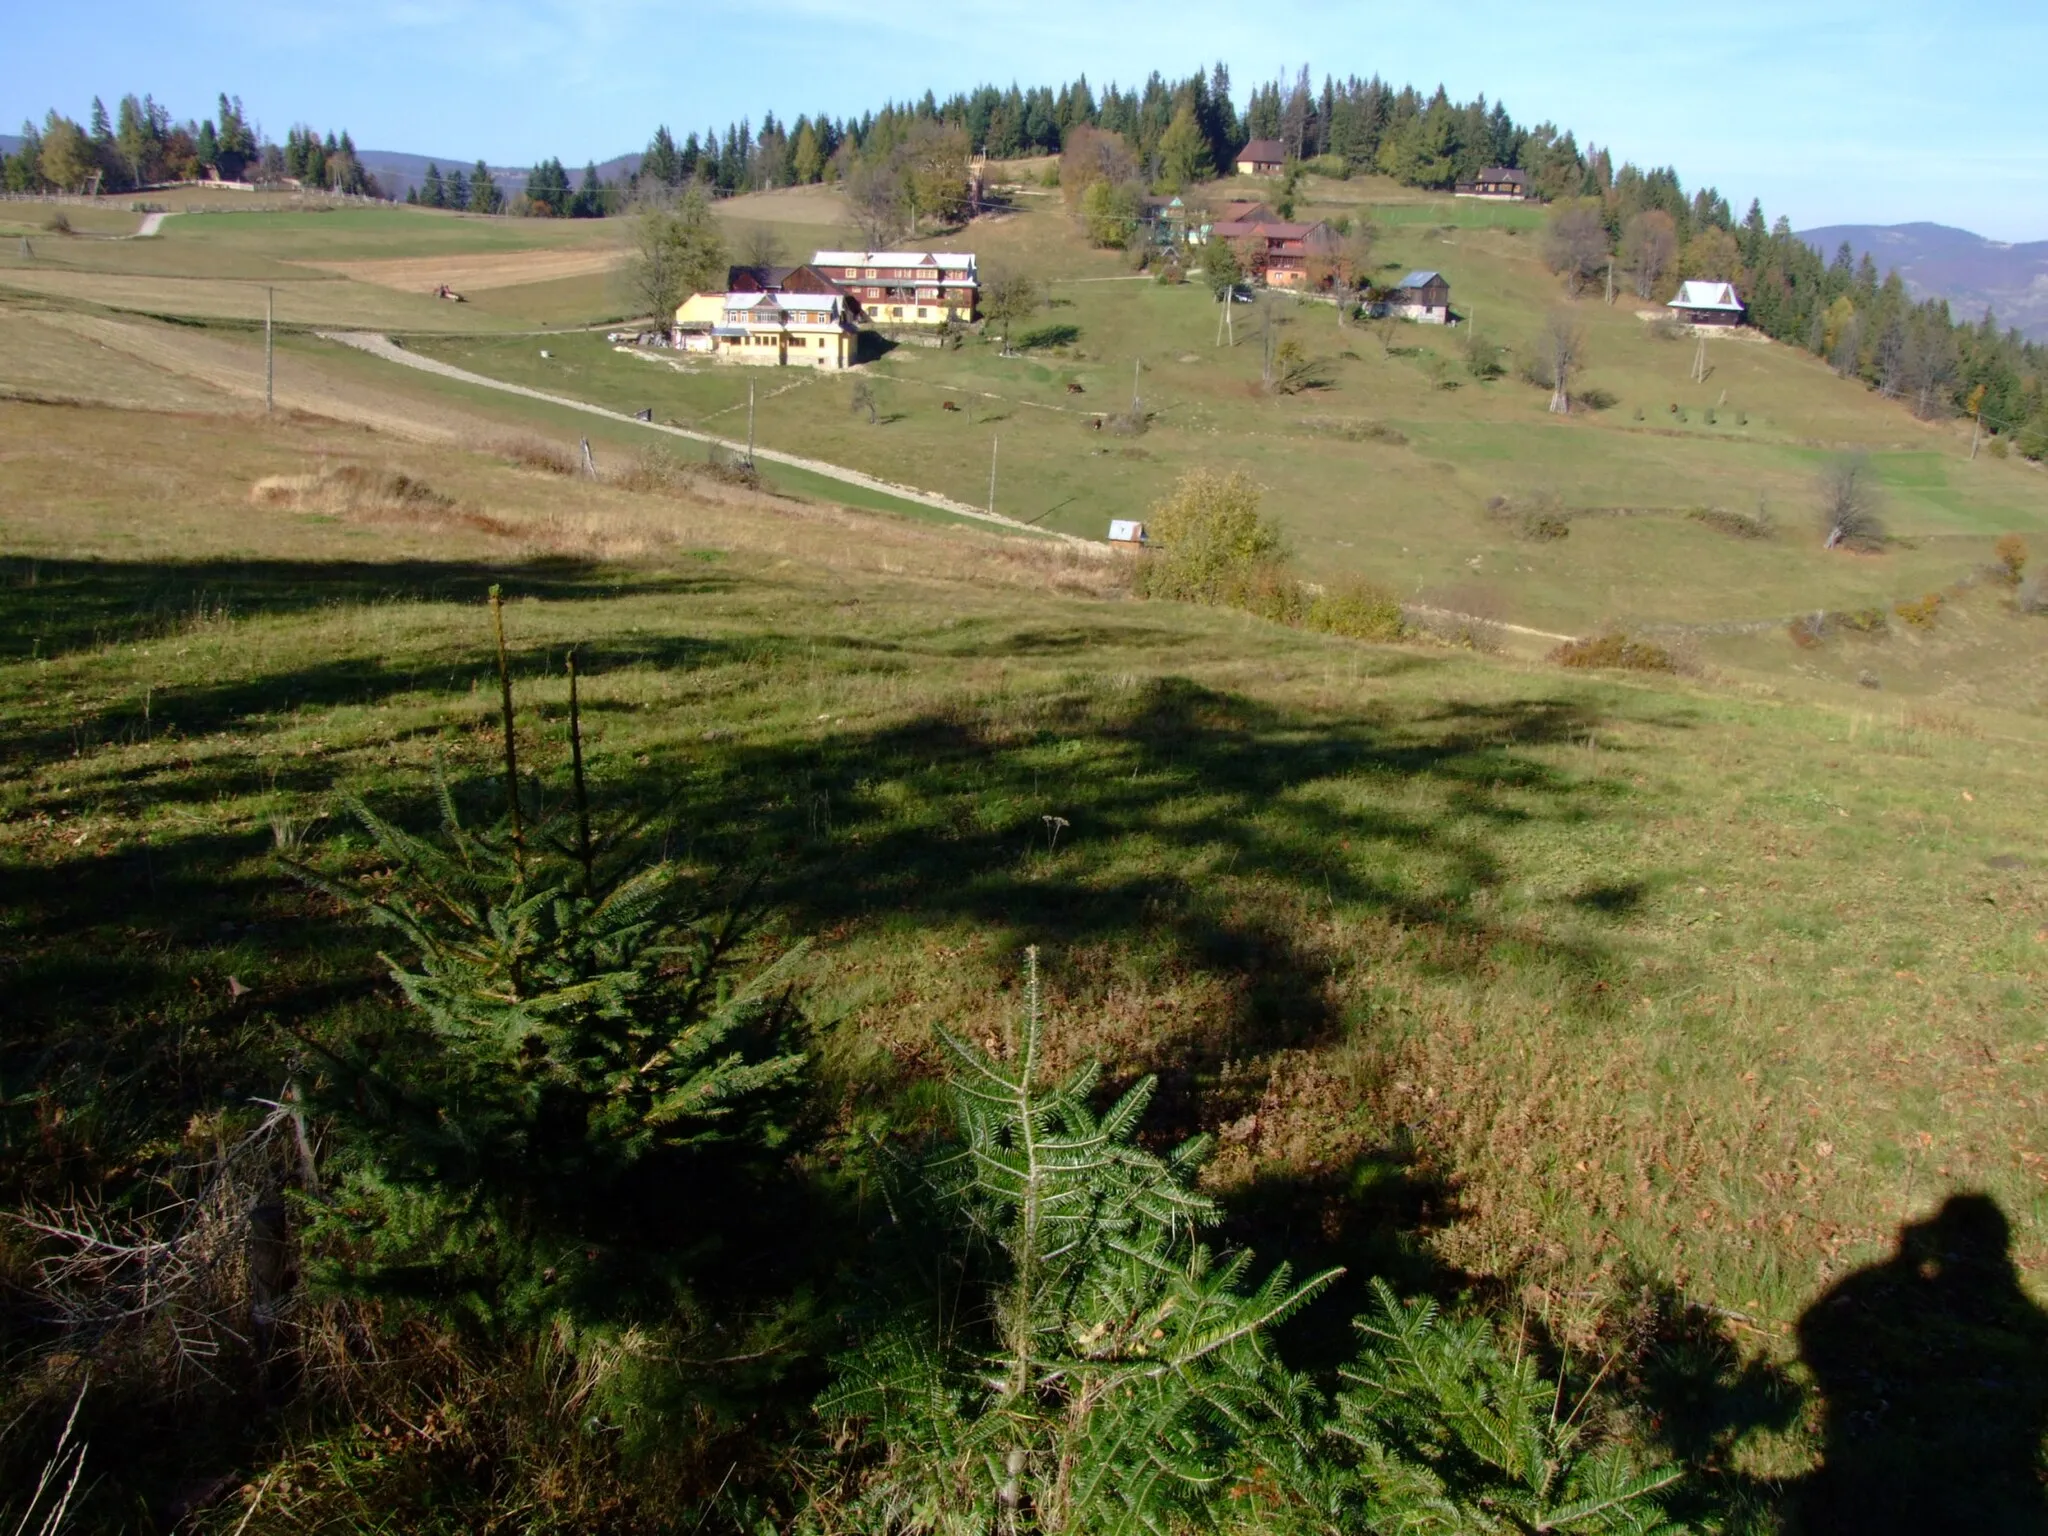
[1794,1193,2048,1533]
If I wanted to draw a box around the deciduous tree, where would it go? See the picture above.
[1621,209,1677,298]
[1544,201,1609,296]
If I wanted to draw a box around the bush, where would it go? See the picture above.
[1894,592,1943,628]
[42,210,71,234]
[1551,632,1675,671]
[1133,468,1285,606]
[1995,533,2028,583]
[485,435,579,475]
[2018,577,2048,615]
[1306,579,1406,641]
[1687,506,1775,540]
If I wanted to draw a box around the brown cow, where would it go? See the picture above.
[941,399,961,412]
[1066,381,1085,394]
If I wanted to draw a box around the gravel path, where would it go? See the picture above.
[318,331,1080,542]
[134,212,173,238]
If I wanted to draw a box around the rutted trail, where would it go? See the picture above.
[319,331,1080,541]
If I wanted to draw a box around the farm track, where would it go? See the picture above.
[319,330,1087,542]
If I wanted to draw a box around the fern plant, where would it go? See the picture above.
[295,591,806,1331]
[1321,1278,1684,1534]
[817,949,1339,1536]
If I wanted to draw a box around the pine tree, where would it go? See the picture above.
[1318,1280,1684,1534]
[819,950,1337,1535]
[421,161,444,207]
[469,159,500,213]
[447,166,469,210]
[292,591,807,1332]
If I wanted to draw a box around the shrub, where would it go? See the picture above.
[43,210,71,234]
[1577,387,1618,411]
[1134,468,1285,606]
[1987,434,2010,459]
[1521,516,1570,540]
[1994,533,2028,583]
[1894,592,1943,628]
[1687,506,1775,540]
[1552,632,1676,671]
[1462,328,1504,380]
[2018,577,2048,615]
[1307,579,1406,641]
[1787,615,1824,649]
[485,435,580,476]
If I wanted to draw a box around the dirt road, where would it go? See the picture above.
[318,331,1081,541]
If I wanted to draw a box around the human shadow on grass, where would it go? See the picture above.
[1622,1195,2048,1533]
[1788,1194,2048,1535]
[0,553,733,662]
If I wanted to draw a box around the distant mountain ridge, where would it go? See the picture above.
[1797,221,2048,341]
[355,149,641,203]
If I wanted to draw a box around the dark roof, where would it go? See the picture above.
[1476,166,1528,184]
[728,262,845,295]
[1395,269,1447,290]
[1236,138,1288,164]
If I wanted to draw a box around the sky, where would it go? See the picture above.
[5,0,2045,241]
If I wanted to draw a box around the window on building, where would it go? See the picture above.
[917,307,928,319]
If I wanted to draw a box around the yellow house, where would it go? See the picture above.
[673,290,859,369]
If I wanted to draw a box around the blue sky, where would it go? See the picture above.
[5,0,2044,240]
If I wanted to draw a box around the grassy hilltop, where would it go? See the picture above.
[3,179,2048,1526]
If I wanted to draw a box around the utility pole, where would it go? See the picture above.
[265,287,274,416]
[1971,407,1983,460]
[746,379,756,467]
[987,435,999,517]
[1604,258,1614,306]
[1131,357,1141,418]
[1690,333,1708,385]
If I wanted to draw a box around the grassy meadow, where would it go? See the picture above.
[4,178,2048,1519]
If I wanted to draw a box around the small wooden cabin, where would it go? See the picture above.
[1667,280,1746,327]
[1387,269,1451,323]
[1455,167,1529,200]
[1234,139,1287,176]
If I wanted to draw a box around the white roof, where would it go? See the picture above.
[813,249,977,274]
[724,291,843,314]
[1668,280,1743,311]
[1108,519,1146,542]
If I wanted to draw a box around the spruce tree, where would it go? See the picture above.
[820,950,1336,1535]
[293,592,807,1333]
[421,161,444,207]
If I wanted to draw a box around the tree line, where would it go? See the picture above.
[3,92,382,197]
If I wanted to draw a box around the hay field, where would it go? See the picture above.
[293,244,625,293]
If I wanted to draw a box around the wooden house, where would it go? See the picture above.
[1454,167,1529,200]
[1234,139,1287,176]
[1385,270,1451,323]
[812,249,978,327]
[1212,217,1341,289]
[1667,280,1746,327]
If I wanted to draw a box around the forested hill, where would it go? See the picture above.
[1798,223,2048,342]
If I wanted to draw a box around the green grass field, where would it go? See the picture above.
[5,396,2046,1352]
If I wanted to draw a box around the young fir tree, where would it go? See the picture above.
[819,949,1337,1535]
[293,590,807,1334]
[420,162,444,207]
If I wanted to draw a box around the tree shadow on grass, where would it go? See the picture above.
[0,553,734,662]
